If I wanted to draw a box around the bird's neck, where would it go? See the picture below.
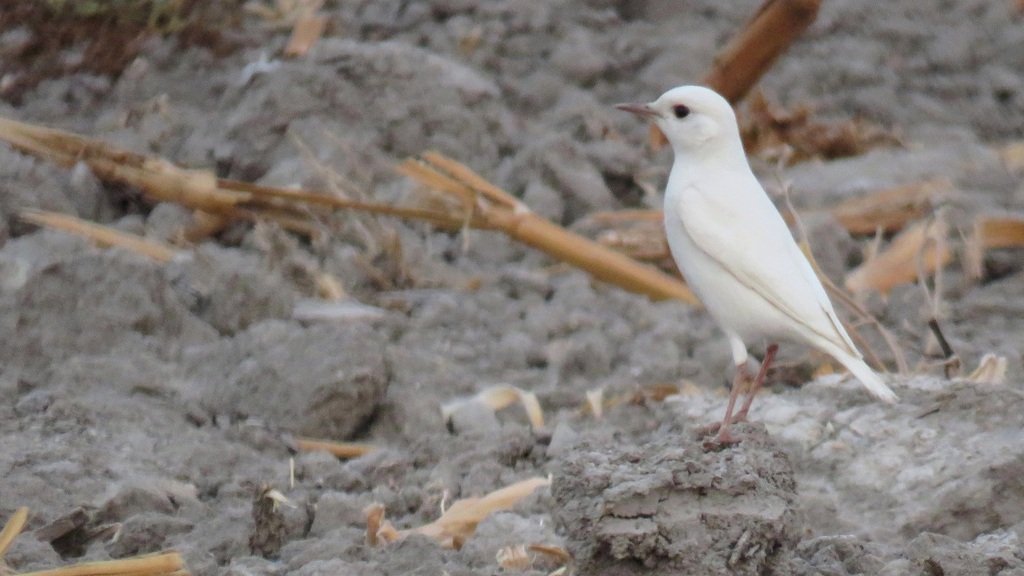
[671,139,752,180]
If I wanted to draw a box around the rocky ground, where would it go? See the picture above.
[2,1,1024,575]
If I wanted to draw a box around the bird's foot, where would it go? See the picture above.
[694,418,747,449]
[693,413,749,439]
[694,420,722,439]
[702,428,743,450]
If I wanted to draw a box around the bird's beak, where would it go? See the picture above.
[615,102,659,118]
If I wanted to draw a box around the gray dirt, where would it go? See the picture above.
[2,1,1024,575]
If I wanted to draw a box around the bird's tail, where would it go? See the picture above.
[830,348,899,404]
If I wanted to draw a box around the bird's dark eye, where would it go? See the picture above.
[672,104,690,119]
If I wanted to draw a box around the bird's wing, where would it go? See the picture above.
[677,182,859,356]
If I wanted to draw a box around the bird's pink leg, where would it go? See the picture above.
[711,363,750,445]
[733,343,779,423]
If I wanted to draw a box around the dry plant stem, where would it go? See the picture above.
[21,550,185,576]
[400,154,699,305]
[846,218,952,295]
[284,13,327,56]
[703,0,822,104]
[441,386,545,429]
[20,210,181,262]
[915,214,960,377]
[585,209,663,224]
[410,477,551,546]
[92,158,246,212]
[0,507,28,559]
[650,0,822,147]
[528,544,573,565]
[830,180,950,235]
[0,117,89,167]
[490,211,698,304]
[967,213,1024,278]
[0,116,438,228]
[1,116,694,303]
[293,437,375,459]
[927,319,956,363]
[219,178,468,230]
[975,214,1024,250]
[0,117,245,212]
[367,477,551,549]
[420,151,520,208]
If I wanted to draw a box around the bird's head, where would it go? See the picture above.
[616,85,742,158]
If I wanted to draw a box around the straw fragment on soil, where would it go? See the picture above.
[19,553,187,576]
[828,180,951,235]
[19,210,182,262]
[283,13,326,56]
[965,213,1024,278]
[0,507,28,559]
[972,213,1024,250]
[496,545,532,571]
[292,437,376,459]
[529,544,572,565]
[846,218,952,295]
[500,544,569,575]
[441,385,544,430]
[967,353,1008,384]
[365,477,551,549]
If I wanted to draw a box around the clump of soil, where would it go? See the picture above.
[553,425,798,576]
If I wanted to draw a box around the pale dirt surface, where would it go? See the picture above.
[2,1,1024,575]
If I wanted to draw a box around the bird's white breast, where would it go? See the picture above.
[662,163,802,345]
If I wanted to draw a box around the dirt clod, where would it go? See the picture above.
[249,485,288,559]
[553,424,797,575]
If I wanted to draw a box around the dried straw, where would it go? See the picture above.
[292,437,375,459]
[0,507,28,559]
[20,210,181,262]
[442,385,545,429]
[366,476,551,549]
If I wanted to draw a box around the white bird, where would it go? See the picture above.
[616,85,897,444]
